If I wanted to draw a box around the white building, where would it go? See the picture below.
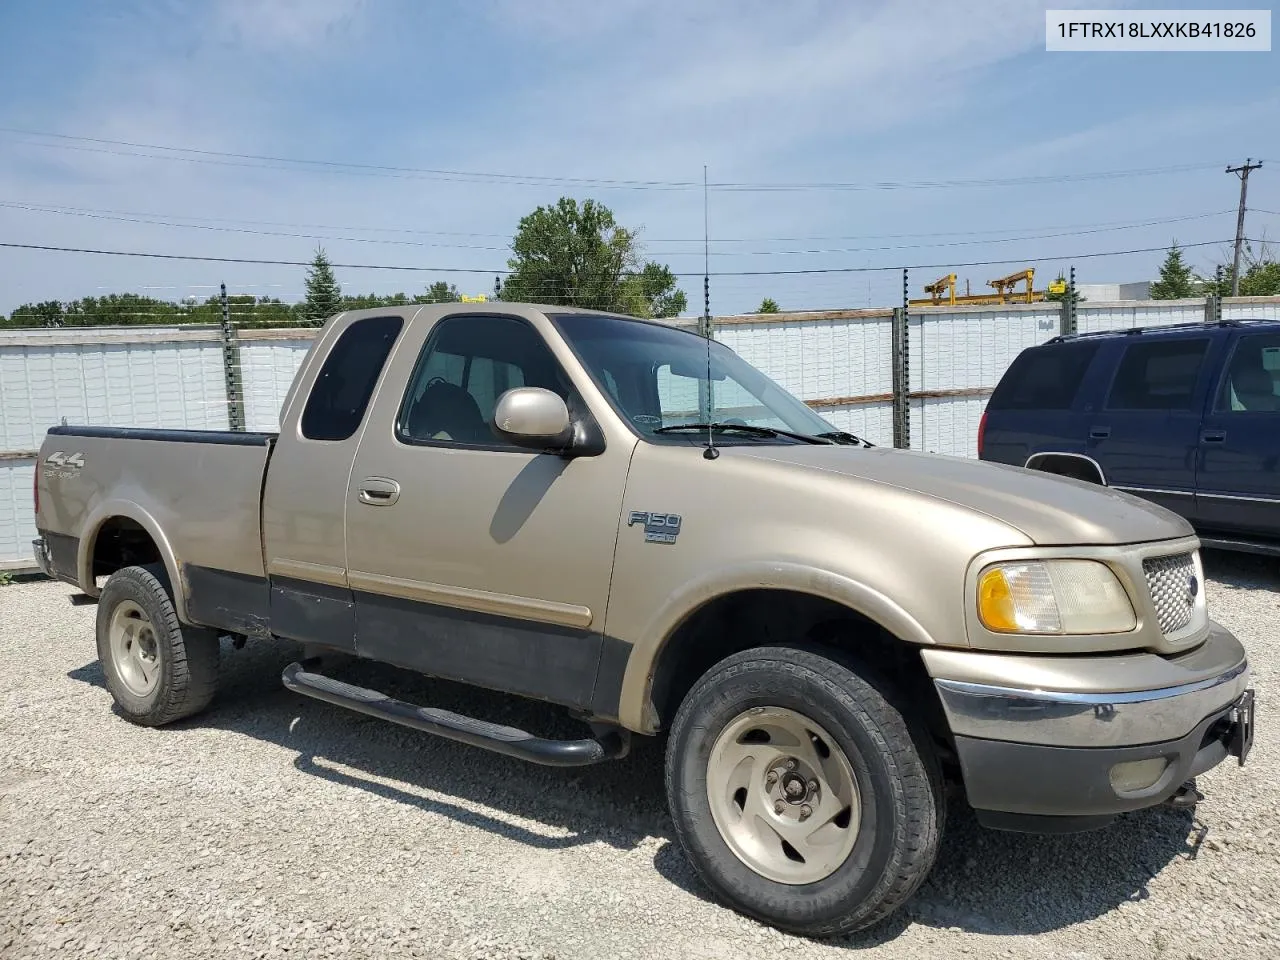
[1075,281,1152,301]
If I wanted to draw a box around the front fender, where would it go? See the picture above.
[78,499,189,622]
[616,560,937,733]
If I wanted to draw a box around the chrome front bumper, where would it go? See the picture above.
[922,621,1255,830]
[923,620,1250,748]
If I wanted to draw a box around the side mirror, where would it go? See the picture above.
[492,387,573,451]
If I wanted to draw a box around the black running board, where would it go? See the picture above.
[281,660,628,767]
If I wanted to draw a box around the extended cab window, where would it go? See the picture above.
[1106,338,1209,411]
[396,315,572,446]
[987,342,1099,411]
[301,314,403,441]
[1216,332,1280,413]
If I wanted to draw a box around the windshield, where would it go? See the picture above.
[551,313,838,443]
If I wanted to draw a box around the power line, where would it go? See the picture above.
[0,199,1235,257]
[0,237,1246,277]
[0,242,502,274]
[0,196,1243,244]
[0,127,1229,193]
[0,201,513,252]
[666,211,1234,257]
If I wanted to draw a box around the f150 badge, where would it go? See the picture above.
[628,511,682,544]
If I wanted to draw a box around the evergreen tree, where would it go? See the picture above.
[756,298,780,313]
[303,247,342,324]
[1045,274,1085,304]
[1150,243,1195,300]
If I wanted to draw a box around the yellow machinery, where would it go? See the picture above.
[919,273,957,306]
[909,267,1049,307]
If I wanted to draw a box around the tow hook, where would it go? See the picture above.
[1166,779,1203,809]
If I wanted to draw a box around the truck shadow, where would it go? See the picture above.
[68,634,1208,943]
[69,640,671,855]
[653,800,1202,942]
[1201,547,1280,591]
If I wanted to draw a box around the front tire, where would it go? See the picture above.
[665,646,941,938]
[96,564,220,726]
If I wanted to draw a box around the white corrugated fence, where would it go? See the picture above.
[2,295,1278,568]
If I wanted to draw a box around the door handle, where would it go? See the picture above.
[1089,426,1111,440]
[357,477,401,505]
[1201,430,1226,443]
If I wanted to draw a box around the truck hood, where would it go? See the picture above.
[734,445,1194,546]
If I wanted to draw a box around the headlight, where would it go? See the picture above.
[977,560,1136,635]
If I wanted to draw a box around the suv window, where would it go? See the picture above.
[301,315,403,441]
[1106,338,1209,411]
[987,342,1099,411]
[1216,332,1280,413]
[397,314,572,446]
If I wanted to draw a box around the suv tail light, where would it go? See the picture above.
[33,464,40,516]
[977,410,988,458]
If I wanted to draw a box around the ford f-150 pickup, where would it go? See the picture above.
[32,302,1256,937]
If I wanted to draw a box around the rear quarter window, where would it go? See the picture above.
[1106,337,1209,411]
[988,342,1099,411]
[301,315,404,441]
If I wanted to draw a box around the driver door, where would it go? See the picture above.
[344,312,635,710]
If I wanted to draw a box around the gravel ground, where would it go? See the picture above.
[1,551,1276,960]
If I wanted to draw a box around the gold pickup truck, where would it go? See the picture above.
[32,303,1255,937]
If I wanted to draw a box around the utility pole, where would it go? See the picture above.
[1226,158,1262,296]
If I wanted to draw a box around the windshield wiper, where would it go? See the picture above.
[815,430,875,448]
[653,423,831,444]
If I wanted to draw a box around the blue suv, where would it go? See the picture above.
[979,319,1280,555]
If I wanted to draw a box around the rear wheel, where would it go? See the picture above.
[665,645,941,938]
[96,564,220,726]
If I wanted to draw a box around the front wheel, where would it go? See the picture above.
[664,646,942,938]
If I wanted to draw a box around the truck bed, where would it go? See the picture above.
[36,425,277,631]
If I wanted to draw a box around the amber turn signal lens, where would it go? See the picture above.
[977,567,1019,632]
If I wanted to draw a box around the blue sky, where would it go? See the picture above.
[0,0,1276,316]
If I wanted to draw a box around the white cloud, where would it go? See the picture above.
[212,0,368,50]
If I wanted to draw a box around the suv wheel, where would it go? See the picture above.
[96,564,220,726]
[665,645,942,937]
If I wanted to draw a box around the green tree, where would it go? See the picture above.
[303,247,342,324]
[5,300,67,327]
[417,281,461,304]
[340,292,409,311]
[1205,242,1280,297]
[1239,260,1280,295]
[619,262,686,318]
[1150,243,1196,300]
[756,298,780,314]
[501,197,686,317]
[1044,274,1086,304]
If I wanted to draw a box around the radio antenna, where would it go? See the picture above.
[702,164,718,460]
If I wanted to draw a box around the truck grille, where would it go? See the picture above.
[1142,552,1197,636]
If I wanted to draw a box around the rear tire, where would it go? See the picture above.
[96,564,220,726]
[665,645,941,938]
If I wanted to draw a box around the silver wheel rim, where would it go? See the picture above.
[108,600,161,698]
[706,706,861,885]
